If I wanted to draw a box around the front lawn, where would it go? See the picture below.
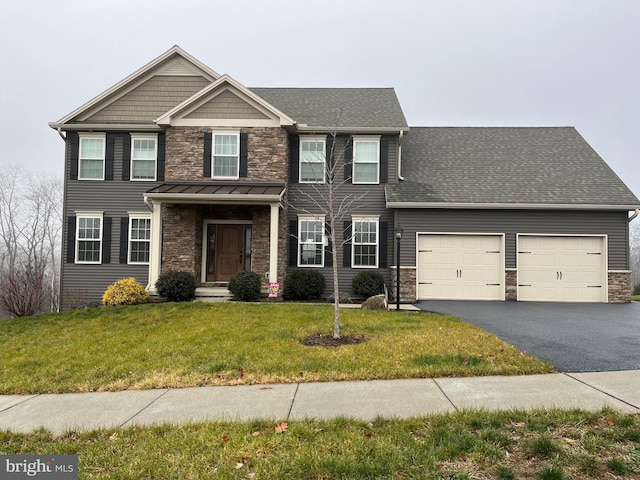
[2,409,638,479]
[0,302,553,394]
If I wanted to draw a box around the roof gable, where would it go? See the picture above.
[386,127,640,209]
[51,46,220,128]
[155,75,294,127]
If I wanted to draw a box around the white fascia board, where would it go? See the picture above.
[51,46,220,128]
[295,126,409,134]
[48,122,163,132]
[386,201,640,211]
[155,74,295,127]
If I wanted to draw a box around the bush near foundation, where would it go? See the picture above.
[228,271,262,302]
[155,270,196,302]
[352,271,385,299]
[102,278,149,306]
[285,269,326,300]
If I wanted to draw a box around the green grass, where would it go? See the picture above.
[0,302,553,394]
[1,409,638,479]
[631,295,640,302]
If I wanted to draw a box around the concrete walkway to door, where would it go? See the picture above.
[417,301,640,372]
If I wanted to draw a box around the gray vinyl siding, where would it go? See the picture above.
[394,209,630,270]
[61,133,160,307]
[287,135,399,297]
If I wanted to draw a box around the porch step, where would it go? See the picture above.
[195,287,232,302]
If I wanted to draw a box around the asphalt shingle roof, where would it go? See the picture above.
[386,127,640,207]
[250,87,408,130]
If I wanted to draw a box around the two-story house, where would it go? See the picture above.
[49,46,640,308]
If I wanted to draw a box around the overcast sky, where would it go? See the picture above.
[1,0,639,200]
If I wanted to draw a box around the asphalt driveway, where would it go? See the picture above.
[416,301,640,372]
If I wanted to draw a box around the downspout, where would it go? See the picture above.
[57,127,66,141]
[398,130,405,181]
[629,208,639,223]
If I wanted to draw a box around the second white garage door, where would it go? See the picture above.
[417,234,504,300]
[517,235,606,302]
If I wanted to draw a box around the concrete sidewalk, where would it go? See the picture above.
[1,370,639,435]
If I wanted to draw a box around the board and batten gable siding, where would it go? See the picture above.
[394,209,630,270]
[286,134,399,297]
[61,133,161,307]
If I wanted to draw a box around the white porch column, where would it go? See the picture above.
[147,200,163,291]
[269,202,280,283]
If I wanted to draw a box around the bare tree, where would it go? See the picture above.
[630,220,640,289]
[0,166,62,317]
[289,132,367,338]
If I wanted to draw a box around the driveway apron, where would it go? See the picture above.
[416,301,640,372]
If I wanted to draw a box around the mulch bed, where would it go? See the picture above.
[299,333,368,347]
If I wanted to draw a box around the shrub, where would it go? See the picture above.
[285,269,326,300]
[352,271,385,298]
[155,270,196,302]
[102,277,149,306]
[633,283,640,296]
[228,271,262,302]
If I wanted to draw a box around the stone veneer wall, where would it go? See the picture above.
[505,268,517,301]
[390,266,417,303]
[162,205,200,274]
[608,271,632,303]
[165,126,288,181]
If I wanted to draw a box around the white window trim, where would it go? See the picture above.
[128,213,152,265]
[75,211,103,264]
[352,136,381,185]
[78,133,106,181]
[297,216,325,268]
[352,216,379,268]
[211,130,240,180]
[299,136,326,184]
[130,134,158,181]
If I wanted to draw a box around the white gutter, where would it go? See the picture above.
[398,130,405,181]
[386,201,640,211]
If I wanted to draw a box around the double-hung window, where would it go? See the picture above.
[79,134,105,180]
[131,135,157,180]
[129,215,151,264]
[76,213,103,264]
[212,131,240,179]
[300,137,326,183]
[353,137,380,184]
[298,217,324,267]
[352,217,378,268]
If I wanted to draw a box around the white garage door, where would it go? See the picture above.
[517,235,606,302]
[417,234,504,300]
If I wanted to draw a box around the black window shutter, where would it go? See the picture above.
[203,132,212,177]
[379,221,388,268]
[157,133,166,181]
[288,220,298,267]
[68,132,79,180]
[105,134,115,181]
[119,217,129,264]
[380,136,389,184]
[326,135,334,176]
[343,136,353,181]
[102,217,112,264]
[239,133,248,178]
[289,135,299,183]
[343,221,352,267]
[66,216,76,263]
[122,134,131,181]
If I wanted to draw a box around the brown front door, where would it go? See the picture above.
[206,225,245,282]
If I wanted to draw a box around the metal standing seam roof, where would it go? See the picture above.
[386,127,640,208]
[250,87,409,130]
[146,182,285,197]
